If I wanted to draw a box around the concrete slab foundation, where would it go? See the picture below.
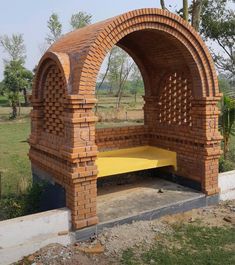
[74,176,219,241]
[97,177,202,222]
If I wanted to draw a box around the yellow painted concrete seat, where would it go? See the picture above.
[97,146,177,178]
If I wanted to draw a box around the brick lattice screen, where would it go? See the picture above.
[43,65,65,137]
[157,72,192,126]
[29,9,222,230]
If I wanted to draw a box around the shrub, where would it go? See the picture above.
[219,156,235,173]
[0,182,44,221]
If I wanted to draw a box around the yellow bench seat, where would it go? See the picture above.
[97,146,177,178]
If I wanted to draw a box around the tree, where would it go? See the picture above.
[96,50,113,94]
[219,76,235,98]
[130,65,143,104]
[46,13,62,45]
[106,47,134,110]
[95,50,113,113]
[219,95,235,159]
[0,34,26,63]
[191,0,203,31]
[183,0,189,21]
[161,1,202,30]
[159,0,234,76]
[70,11,92,30]
[3,60,33,118]
[0,81,5,96]
[160,0,166,9]
[201,0,235,77]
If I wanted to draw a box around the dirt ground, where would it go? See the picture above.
[15,200,235,265]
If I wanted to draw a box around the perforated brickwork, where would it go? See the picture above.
[157,72,192,126]
[42,65,65,137]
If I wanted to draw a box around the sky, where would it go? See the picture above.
[0,0,194,79]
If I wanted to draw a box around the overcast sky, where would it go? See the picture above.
[0,0,203,80]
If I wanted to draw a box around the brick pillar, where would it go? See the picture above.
[61,95,99,229]
[66,180,98,229]
[191,97,222,195]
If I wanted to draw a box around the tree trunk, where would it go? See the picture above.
[224,135,229,160]
[18,98,21,117]
[12,101,17,119]
[115,63,133,110]
[116,85,123,110]
[109,84,113,95]
[95,51,113,114]
[183,0,189,22]
[22,88,28,106]
[97,51,112,94]
[160,0,166,9]
[192,0,203,31]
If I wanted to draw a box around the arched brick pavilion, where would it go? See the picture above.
[29,8,222,229]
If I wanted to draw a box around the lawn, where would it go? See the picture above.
[121,224,235,265]
[0,118,31,195]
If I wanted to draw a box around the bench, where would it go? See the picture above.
[96,146,177,178]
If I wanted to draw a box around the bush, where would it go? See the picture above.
[219,156,235,173]
[0,195,25,219]
[0,182,44,221]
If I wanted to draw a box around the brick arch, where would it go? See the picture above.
[48,8,218,99]
[30,9,222,230]
[30,52,70,145]
[33,52,71,100]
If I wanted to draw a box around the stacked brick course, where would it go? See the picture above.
[29,8,222,229]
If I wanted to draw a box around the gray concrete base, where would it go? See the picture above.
[74,177,219,241]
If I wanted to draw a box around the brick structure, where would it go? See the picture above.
[29,9,222,230]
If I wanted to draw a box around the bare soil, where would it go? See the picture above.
[14,200,235,265]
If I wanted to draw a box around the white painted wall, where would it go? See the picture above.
[219,170,235,201]
[0,208,73,265]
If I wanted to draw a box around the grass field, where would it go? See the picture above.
[0,118,31,195]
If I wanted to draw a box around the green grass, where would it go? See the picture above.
[0,118,31,195]
[121,224,235,265]
[0,95,9,107]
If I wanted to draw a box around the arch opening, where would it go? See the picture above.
[95,46,145,129]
